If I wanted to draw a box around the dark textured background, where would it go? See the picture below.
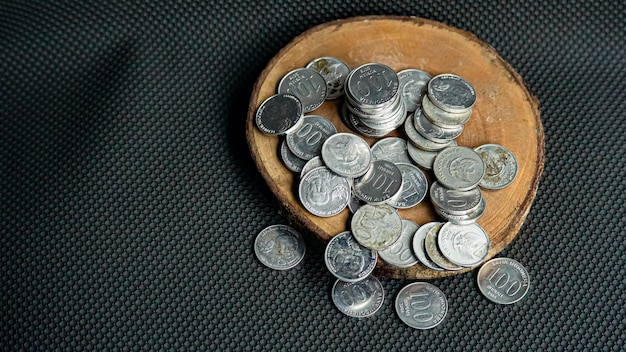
[1,1,624,350]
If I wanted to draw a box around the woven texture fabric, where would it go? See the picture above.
[1,1,624,350]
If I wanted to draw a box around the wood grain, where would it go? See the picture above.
[246,16,544,279]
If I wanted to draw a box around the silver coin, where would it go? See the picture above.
[438,222,490,267]
[351,203,403,251]
[421,94,472,128]
[398,69,431,113]
[286,115,337,160]
[477,258,530,304]
[379,220,419,268]
[433,146,486,191]
[280,139,307,172]
[407,139,457,170]
[321,133,372,178]
[277,68,328,112]
[254,225,306,270]
[348,191,367,214]
[412,222,444,271]
[255,93,304,135]
[436,196,486,225]
[474,144,519,190]
[395,282,448,329]
[341,103,395,138]
[331,275,384,318]
[298,167,350,217]
[404,113,454,151]
[413,108,464,143]
[353,160,403,204]
[306,56,351,100]
[430,181,482,216]
[346,63,399,108]
[347,89,403,117]
[371,137,412,165]
[358,102,406,131]
[390,163,428,209]
[300,156,324,179]
[427,74,476,113]
[424,223,463,270]
[325,231,377,282]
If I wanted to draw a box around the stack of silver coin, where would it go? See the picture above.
[341,63,406,137]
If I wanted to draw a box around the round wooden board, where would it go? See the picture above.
[246,16,544,279]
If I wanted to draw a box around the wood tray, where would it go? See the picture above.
[246,16,544,279]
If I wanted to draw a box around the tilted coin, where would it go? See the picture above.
[390,163,428,209]
[438,222,490,267]
[300,156,324,179]
[351,203,402,251]
[299,167,350,217]
[353,160,403,204]
[435,196,486,225]
[421,94,472,128]
[306,56,351,100]
[413,108,464,143]
[379,220,420,268]
[430,181,482,215]
[407,139,457,170]
[371,137,412,165]
[255,93,304,135]
[404,113,454,152]
[427,74,476,113]
[433,146,486,191]
[277,68,328,112]
[286,115,337,160]
[348,191,367,214]
[412,222,444,271]
[331,275,384,318]
[280,139,307,172]
[474,144,519,190]
[346,63,399,107]
[254,225,306,270]
[325,231,377,282]
[477,258,530,304]
[424,223,463,270]
[321,133,372,178]
[398,69,432,113]
[395,282,448,329]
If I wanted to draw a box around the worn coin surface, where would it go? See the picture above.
[280,140,306,173]
[390,163,428,209]
[474,144,519,190]
[255,93,304,135]
[286,115,337,160]
[421,94,472,128]
[332,275,384,318]
[407,139,457,170]
[433,146,485,191]
[438,222,490,267]
[351,203,402,251]
[412,222,444,271]
[379,220,420,268]
[321,133,372,178]
[430,181,482,215]
[436,196,486,225]
[405,113,454,152]
[346,63,399,107]
[325,231,378,282]
[300,156,324,179]
[371,137,412,165]
[477,258,530,304]
[306,56,351,100]
[353,160,403,204]
[254,225,306,270]
[395,282,448,329]
[299,167,350,217]
[398,69,432,113]
[277,68,328,112]
[414,108,464,143]
[428,74,476,113]
[424,223,463,270]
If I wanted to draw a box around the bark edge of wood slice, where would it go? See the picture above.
[246,16,544,279]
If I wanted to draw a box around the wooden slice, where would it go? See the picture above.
[246,16,544,279]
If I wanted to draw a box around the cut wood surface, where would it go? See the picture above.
[246,16,544,279]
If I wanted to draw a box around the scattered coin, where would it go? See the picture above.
[321,133,372,178]
[477,258,530,304]
[300,156,324,179]
[413,108,464,143]
[255,93,304,135]
[348,192,367,214]
[278,68,328,112]
[254,225,306,270]
[398,69,432,113]
[430,181,482,216]
[412,222,444,271]
[474,144,519,190]
[299,167,350,217]
[351,204,402,251]
[395,282,448,329]
[428,74,476,113]
[306,56,351,100]
[407,139,457,170]
[280,139,306,173]
[371,137,412,165]
[435,196,486,225]
[325,231,377,282]
[421,94,472,128]
[424,223,463,270]
[331,275,384,318]
[390,163,428,209]
[379,220,420,268]
[433,146,486,191]
[405,113,454,152]
[353,160,403,204]
[286,115,337,160]
[438,222,490,267]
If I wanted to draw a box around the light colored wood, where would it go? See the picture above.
[246,16,544,279]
